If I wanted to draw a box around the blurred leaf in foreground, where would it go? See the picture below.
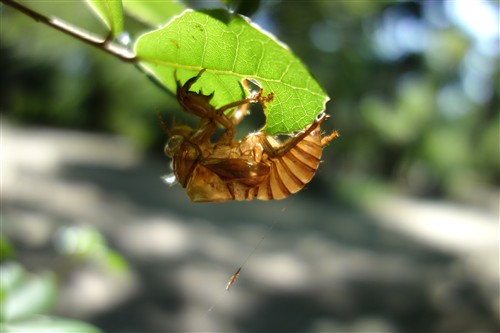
[1,265,57,322]
[123,0,186,27]
[86,0,124,36]
[1,316,103,333]
[0,235,15,261]
[54,225,129,273]
[0,262,103,332]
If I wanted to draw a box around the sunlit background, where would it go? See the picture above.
[1,1,499,332]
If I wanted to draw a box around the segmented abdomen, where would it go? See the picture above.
[246,128,323,200]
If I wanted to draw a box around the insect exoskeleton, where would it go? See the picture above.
[174,69,267,144]
[162,112,338,202]
[160,69,337,202]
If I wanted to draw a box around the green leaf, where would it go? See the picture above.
[1,271,57,322]
[134,9,329,135]
[123,0,186,27]
[0,235,15,260]
[1,316,103,333]
[86,0,124,36]
[105,250,129,273]
[0,262,26,311]
[54,225,105,257]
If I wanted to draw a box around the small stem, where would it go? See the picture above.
[1,0,137,63]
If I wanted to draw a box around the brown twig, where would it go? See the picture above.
[1,0,137,63]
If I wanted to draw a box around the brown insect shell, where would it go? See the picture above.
[185,124,325,202]
[173,131,269,202]
[164,128,202,188]
[164,109,333,202]
[175,69,217,120]
[178,89,216,120]
[200,133,264,160]
[253,130,324,201]
[177,133,265,202]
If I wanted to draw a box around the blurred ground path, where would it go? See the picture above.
[3,120,499,333]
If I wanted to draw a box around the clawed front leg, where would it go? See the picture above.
[175,68,207,99]
[175,69,268,144]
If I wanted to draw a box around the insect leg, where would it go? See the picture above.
[214,89,265,143]
[156,111,172,137]
[321,130,340,146]
[216,93,261,115]
[175,68,207,93]
[259,113,328,158]
[226,182,237,200]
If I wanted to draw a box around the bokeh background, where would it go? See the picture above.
[1,1,499,332]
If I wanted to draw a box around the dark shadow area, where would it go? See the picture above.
[91,262,186,332]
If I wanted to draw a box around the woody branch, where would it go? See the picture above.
[1,0,137,63]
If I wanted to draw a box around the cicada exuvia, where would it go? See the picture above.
[160,70,338,202]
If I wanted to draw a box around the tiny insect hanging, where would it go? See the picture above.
[159,69,338,202]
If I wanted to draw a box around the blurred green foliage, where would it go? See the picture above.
[54,225,129,273]
[0,260,103,332]
[0,235,15,261]
[0,224,128,332]
[1,0,498,203]
[86,0,124,36]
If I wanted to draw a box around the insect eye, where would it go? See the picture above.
[164,135,184,156]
